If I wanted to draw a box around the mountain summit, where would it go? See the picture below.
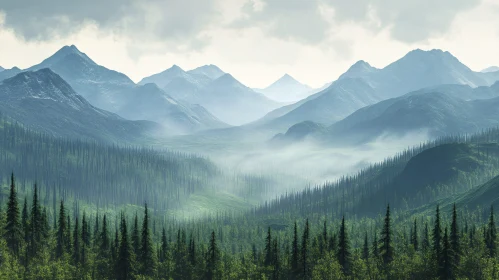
[257,73,313,103]
[0,68,157,142]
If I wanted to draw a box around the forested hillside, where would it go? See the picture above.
[0,118,281,219]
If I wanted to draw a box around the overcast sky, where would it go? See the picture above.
[0,0,498,88]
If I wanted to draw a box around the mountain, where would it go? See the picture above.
[142,65,281,125]
[256,74,313,102]
[187,64,225,80]
[0,69,158,142]
[116,83,227,133]
[194,74,281,125]
[258,49,499,132]
[481,66,499,73]
[340,49,499,98]
[138,65,200,88]
[272,82,499,145]
[321,83,499,145]
[0,66,22,81]
[258,78,378,131]
[0,66,4,72]
[0,45,226,134]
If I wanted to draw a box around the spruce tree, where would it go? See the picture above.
[372,231,379,258]
[56,200,67,258]
[422,222,430,252]
[264,227,273,266]
[441,227,452,280]
[433,205,443,266]
[30,183,42,256]
[93,214,100,247]
[82,213,90,247]
[272,238,280,280]
[337,216,351,275]
[4,173,22,257]
[99,214,110,257]
[73,216,81,265]
[140,203,157,276]
[450,204,460,268]
[131,213,140,257]
[116,214,135,280]
[21,198,29,244]
[159,227,169,263]
[66,215,72,255]
[301,219,311,279]
[291,221,299,279]
[206,231,220,280]
[380,204,394,267]
[363,232,369,260]
[487,206,497,257]
[412,218,419,251]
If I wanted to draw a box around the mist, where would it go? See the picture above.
[184,130,432,199]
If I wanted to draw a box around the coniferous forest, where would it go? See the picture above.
[1,13,499,278]
[3,114,499,279]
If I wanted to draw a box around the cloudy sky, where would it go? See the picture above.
[0,0,498,88]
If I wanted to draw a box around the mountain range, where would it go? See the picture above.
[0,66,4,72]
[259,49,499,134]
[254,74,313,103]
[141,65,281,125]
[274,82,499,146]
[0,68,158,142]
[0,45,226,134]
[482,66,499,73]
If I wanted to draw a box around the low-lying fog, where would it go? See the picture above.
[162,130,431,195]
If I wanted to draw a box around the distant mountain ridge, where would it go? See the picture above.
[0,66,4,72]
[0,68,158,142]
[274,82,499,145]
[257,49,499,132]
[0,45,227,134]
[142,66,282,125]
[482,66,499,73]
[255,74,313,103]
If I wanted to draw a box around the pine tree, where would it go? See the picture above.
[82,213,90,247]
[422,222,430,252]
[433,205,443,267]
[441,227,452,280]
[30,183,42,256]
[264,227,273,266]
[94,214,100,247]
[272,238,280,280]
[412,218,419,251]
[4,173,22,257]
[486,205,497,257]
[291,221,299,279]
[450,204,460,268]
[159,227,169,263]
[66,215,72,255]
[131,213,141,257]
[206,231,220,280]
[302,219,311,279]
[140,203,157,276]
[73,216,81,265]
[116,214,135,280]
[363,232,369,260]
[21,198,29,244]
[56,200,67,258]
[380,204,394,267]
[320,220,327,256]
[372,231,379,258]
[99,214,110,257]
[337,216,351,275]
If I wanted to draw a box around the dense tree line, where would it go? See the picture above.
[255,128,499,219]
[0,118,280,215]
[2,173,499,279]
